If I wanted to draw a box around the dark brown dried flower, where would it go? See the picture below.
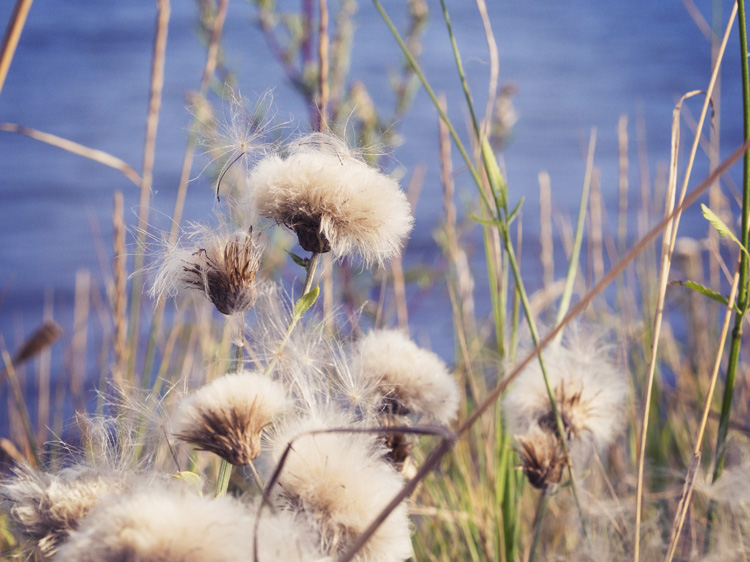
[174,372,290,466]
[515,426,566,490]
[152,227,263,316]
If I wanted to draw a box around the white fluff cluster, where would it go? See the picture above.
[354,329,460,425]
[174,370,291,465]
[54,487,254,562]
[503,330,628,462]
[247,132,414,266]
[1,464,132,559]
[270,415,413,561]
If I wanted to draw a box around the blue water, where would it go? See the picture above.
[0,1,743,393]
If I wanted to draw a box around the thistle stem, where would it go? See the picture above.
[215,459,232,497]
[303,252,320,296]
[528,487,551,562]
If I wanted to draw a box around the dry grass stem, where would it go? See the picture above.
[0,0,34,95]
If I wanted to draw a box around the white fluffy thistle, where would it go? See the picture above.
[247,132,414,266]
[1,464,133,559]
[503,330,628,462]
[173,370,290,465]
[270,415,413,561]
[54,486,254,562]
[151,225,264,316]
[354,329,460,425]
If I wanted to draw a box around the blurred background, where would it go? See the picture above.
[0,0,742,381]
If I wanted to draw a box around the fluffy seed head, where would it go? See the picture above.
[354,329,460,425]
[174,371,290,465]
[503,330,628,459]
[54,487,254,562]
[151,226,263,316]
[270,416,413,561]
[1,465,131,559]
[247,132,414,266]
[514,425,566,490]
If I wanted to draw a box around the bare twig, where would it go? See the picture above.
[0,123,142,186]
[0,0,34,95]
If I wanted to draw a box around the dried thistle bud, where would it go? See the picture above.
[247,132,414,266]
[152,226,263,316]
[55,487,256,562]
[503,329,629,464]
[0,465,131,559]
[515,426,566,490]
[173,371,290,466]
[354,329,460,425]
[270,416,413,561]
[380,412,414,472]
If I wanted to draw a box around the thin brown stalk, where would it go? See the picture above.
[0,123,142,186]
[70,270,90,414]
[441,96,475,334]
[474,0,498,140]
[128,0,171,379]
[318,0,329,131]
[663,255,742,562]
[112,191,127,389]
[590,167,604,284]
[635,90,700,562]
[36,292,54,447]
[0,0,34,96]
[0,343,37,466]
[618,114,629,254]
[539,171,554,291]
[338,138,750,562]
[635,8,735,558]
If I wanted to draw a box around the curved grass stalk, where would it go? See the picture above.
[634,7,735,559]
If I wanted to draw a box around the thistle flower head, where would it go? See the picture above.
[514,425,566,490]
[247,132,414,266]
[354,329,460,425]
[173,371,290,465]
[503,329,628,460]
[270,415,413,561]
[1,464,131,559]
[151,225,263,316]
[54,487,255,562]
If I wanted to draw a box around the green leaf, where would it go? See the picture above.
[470,214,503,227]
[507,196,525,225]
[293,285,320,317]
[671,280,738,310]
[701,204,749,257]
[172,471,203,491]
[286,251,309,269]
[482,139,507,211]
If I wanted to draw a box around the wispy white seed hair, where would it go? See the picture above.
[353,329,460,425]
[270,415,413,561]
[1,464,132,559]
[247,132,414,266]
[194,89,280,202]
[54,487,254,562]
[254,508,333,562]
[151,225,263,316]
[174,370,290,465]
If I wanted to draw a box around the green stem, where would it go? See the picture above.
[528,487,551,562]
[714,0,750,483]
[707,0,750,546]
[302,252,320,296]
[215,459,232,497]
[503,227,589,539]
